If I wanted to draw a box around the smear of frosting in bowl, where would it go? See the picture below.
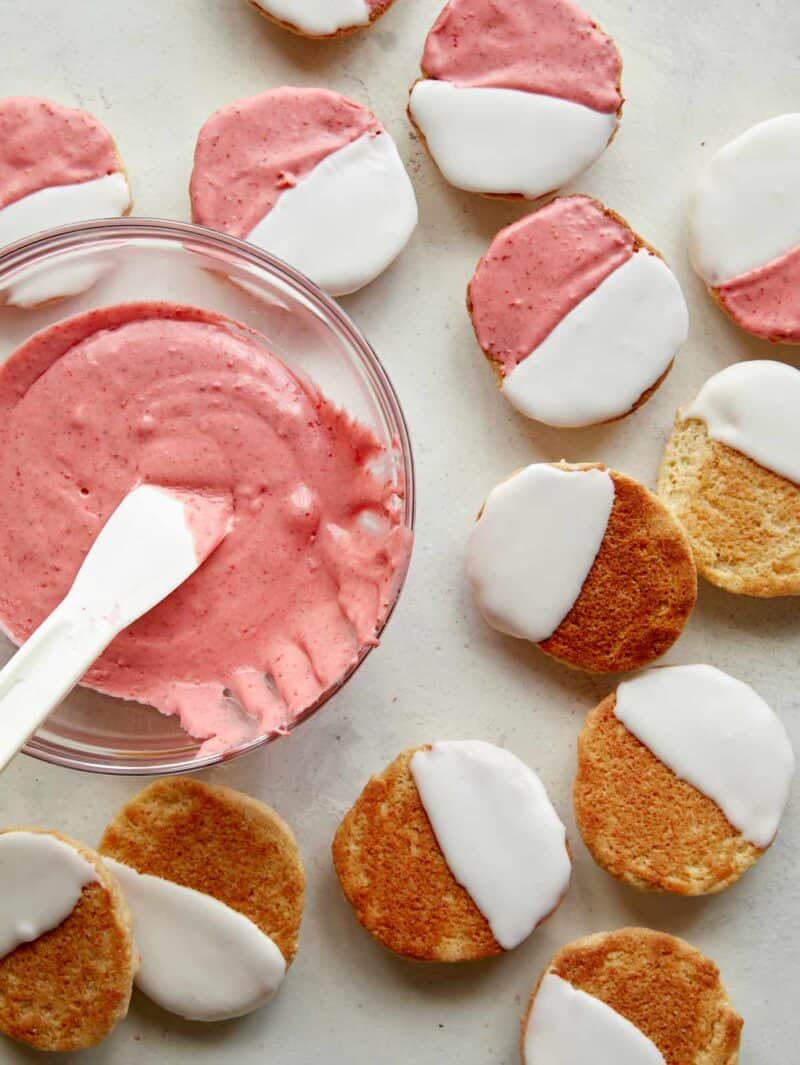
[0,302,412,753]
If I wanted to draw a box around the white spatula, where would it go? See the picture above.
[0,484,233,772]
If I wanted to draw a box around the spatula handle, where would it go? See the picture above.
[0,604,113,772]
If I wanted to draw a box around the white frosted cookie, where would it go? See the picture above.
[658,361,800,596]
[333,741,571,961]
[99,777,305,1023]
[468,196,688,427]
[408,0,622,199]
[191,87,417,297]
[689,114,800,342]
[468,463,697,673]
[249,0,395,37]
[575,665,795,894]
[521,929,743,1065]
[0,97,131,307]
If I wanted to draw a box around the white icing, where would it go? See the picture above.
[0,172,130,250]
[467,464,614,642]
[502,251,688,427]
[689,113,800,284]
[2,258,112,309]
[0,831,99,959]
[246,131,417,296]
[684,360,800,484]
[104,858,286,1021]
[410,741,570,950]
[616,665,795,848]
[252,0,371,34]
[523,973,666,1065]
[408,80,617,198]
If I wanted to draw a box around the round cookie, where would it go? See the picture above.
[408,0,623,199]
[248,0,395,38]
[468,196,688,427]
[190,88,417,296]
[99,777,304,1021]
[521,928,743,1065]
[688,114,800,343]
[575,665,795,895]
[332,741,571,962]
[468,462,697,673]
[0,829,136,1052]
[0,97,131,307]
[657,361,800,597]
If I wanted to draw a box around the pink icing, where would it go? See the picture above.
[420,0,623,114]
[172,489,234,564]
[0,303,411,752]
[468,196,634,374]
[717,245,800,343]
[190,88,382,239]
[0,97,120,211]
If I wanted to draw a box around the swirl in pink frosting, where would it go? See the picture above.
[190,88,382,240]
[0,96,120,211]
[0,303,411,751]
[468,196,634,374]
[420,0,622,113]
[717,246,800,343]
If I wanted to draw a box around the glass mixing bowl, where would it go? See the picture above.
[0,218,414,775]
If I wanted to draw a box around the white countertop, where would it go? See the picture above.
[1,1,798,1061]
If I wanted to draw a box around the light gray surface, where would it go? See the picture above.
[0,1,798,1061]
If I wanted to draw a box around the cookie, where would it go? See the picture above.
[248,0,395,38]
[408,0,622,199]
[0,96,131,307]
[190,88,417,296]
[575,665,795,895]
[657,361,800,597]
[468,463,697,673]
[521,928,743,1064]
[99,777,304,1021]
[688,114,800,342]
[332,741,571,962]
[468,196,688,427]
[0,829,136,1052]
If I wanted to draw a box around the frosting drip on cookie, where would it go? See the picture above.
[683,361,800,484]
[615,665,795,848]
[524,973,666,1064]
[410,741,570,950]
[467,464,614,643]
[0,832,99,959]
[104,858,286,1021]
[0,303,411,753]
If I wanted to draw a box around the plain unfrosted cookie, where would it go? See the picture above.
[332,742,571,962]
[468,463,697,673]
[688,114,800,342]
[574,665,795,895]
[190,87,417,296]
[657,361,800,597]
[408,0,622,199]
[468,196,688,427]
[99,777,304,1021]
[521,928,743,1064]
[0,829,136,1052]
[248,0,395,37]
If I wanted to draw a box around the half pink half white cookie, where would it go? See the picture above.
[468,196,688,427]
[408,0,622,198]
[689,114,800,343]
[190,88,417,297]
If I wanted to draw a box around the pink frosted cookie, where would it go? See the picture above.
[248,0,395,37]
[468,197,688,427]
[190,88,417,297]
[689,114,800,343]
[408,0,623,199]
[0,97,131,306]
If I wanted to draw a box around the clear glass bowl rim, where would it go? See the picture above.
[0,217,415,775]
